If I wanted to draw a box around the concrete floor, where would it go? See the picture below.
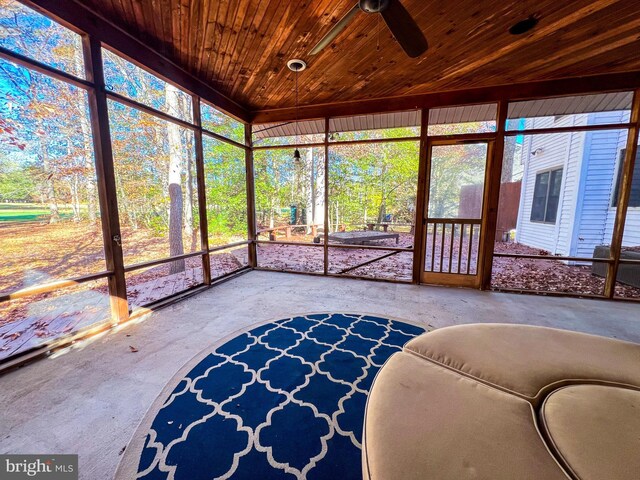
[1,270,639,479]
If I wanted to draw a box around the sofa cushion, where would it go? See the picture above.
[363,351,569,480]
[541,384,640,480]
[405,324,640,404]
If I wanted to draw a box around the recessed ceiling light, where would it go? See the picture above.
[509,16,539,35]
[287,59,307,72]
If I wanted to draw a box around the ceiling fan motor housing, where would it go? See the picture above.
[359,0,390,14]
[287,59,307,72]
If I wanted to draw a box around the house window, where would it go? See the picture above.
[531,168,563,223]
[612,148,640,207]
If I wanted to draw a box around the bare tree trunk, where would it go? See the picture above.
[116,175,137,229]
[80,114,96,222]
[184,135,196,251]
[502,135,517,183]
[271,161,279,228]
[314,151,325,229]
[168,179,185,273]
[166,84,185,274]
[41,142,60,224]
[305,148,314,234]
[269,197,274,228]
[74,52,97,223]
[377,162,388,225]
[82,120,97,223]
[70,174,80,222]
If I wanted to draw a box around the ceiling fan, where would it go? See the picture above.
[309,0,427,58]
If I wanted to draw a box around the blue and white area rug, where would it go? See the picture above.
[116,313,426,480]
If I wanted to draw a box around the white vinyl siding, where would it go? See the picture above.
[515,115,585,254]
[516,110,640,256]
[572,115,626,257]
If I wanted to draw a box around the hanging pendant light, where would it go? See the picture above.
[287,59,307,163]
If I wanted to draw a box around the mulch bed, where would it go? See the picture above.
[256,232,415,280]
[492,242,640,298]
[256,235,640,298]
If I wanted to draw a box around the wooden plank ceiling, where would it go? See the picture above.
[80,0,640,112]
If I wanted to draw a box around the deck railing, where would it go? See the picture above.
[424,219,482,275]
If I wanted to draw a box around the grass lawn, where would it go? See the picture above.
[0,203,77,222]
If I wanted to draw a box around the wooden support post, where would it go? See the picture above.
[285,226,291,239]
[83,36,128,323]
[605,89,640,298]
[323,117,330,275]
[245,125,258,268]
[311,225,317,237]
[192,97,211,285]
[480,101,508,290]
[412,109,429,284]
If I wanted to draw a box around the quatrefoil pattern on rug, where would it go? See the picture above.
[135,313,426,480]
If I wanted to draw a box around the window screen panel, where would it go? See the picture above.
[545,169,563,223]
[613,149,640,208]
[531,172,549,222]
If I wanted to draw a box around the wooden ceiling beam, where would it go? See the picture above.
[250,70,640,124]
[25,0,251,123]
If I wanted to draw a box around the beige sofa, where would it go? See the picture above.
[362,324,640,480]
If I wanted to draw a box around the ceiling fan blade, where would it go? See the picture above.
[380,0,427,58]
[310,3,360,55]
